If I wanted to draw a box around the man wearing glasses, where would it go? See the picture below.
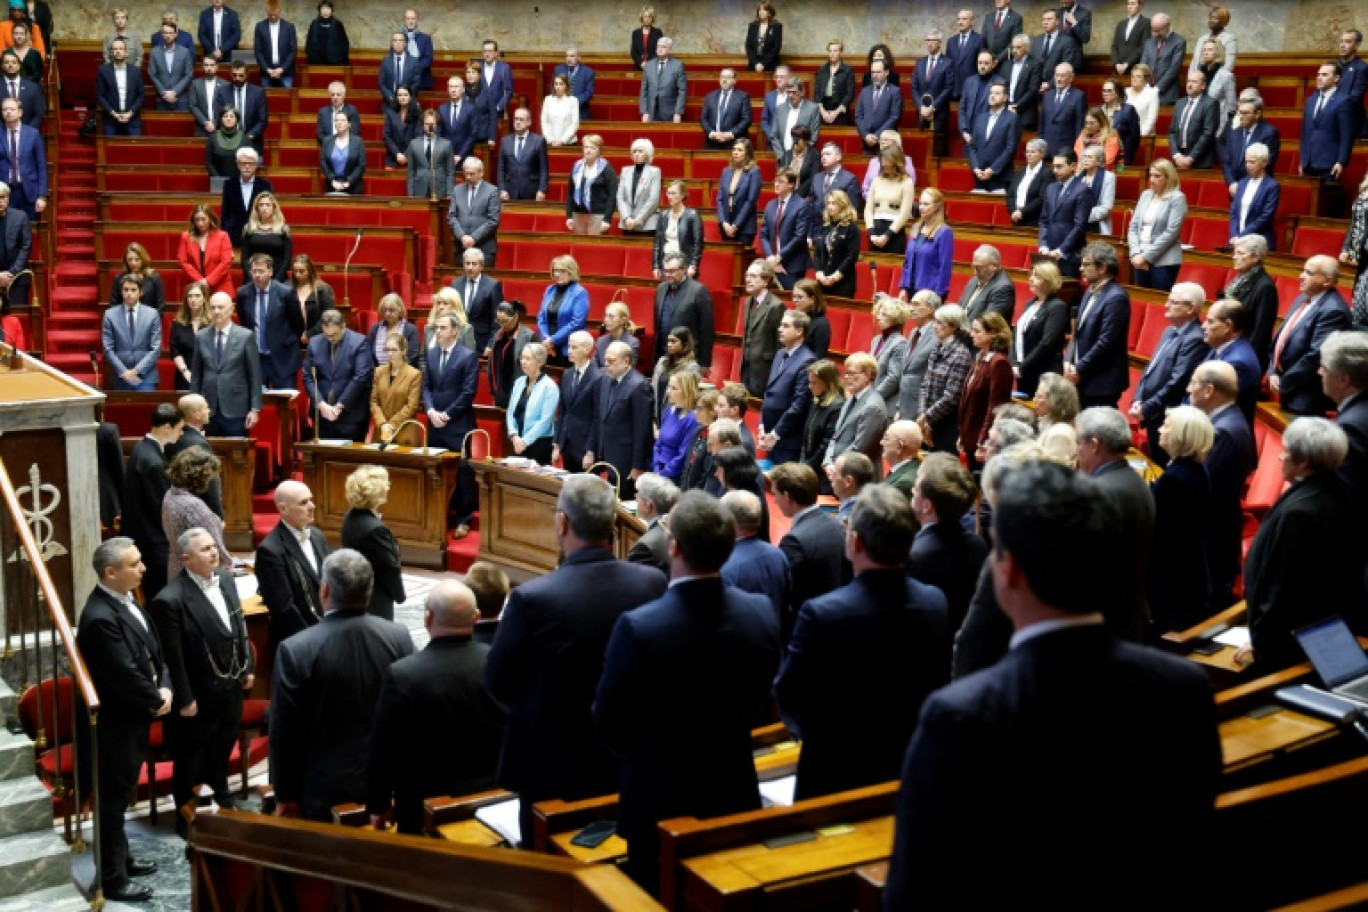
[767,78,821,158]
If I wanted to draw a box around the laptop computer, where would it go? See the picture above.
[1293,617,1368,704]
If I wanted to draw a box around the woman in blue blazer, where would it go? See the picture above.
[536,254,590,364]
[717,140,763,248]
[899,188,954,301]
[506,342,560,464]
[653,370,700,484]
[321,111,366,194]
[1227,143,1280,251]
[1101,80,1141,166]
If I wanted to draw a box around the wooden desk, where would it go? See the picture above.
[119,435,256,551]
[472,461,646,581]
[296,442,462,570]
[1221,709,1337,771]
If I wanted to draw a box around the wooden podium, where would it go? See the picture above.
[296,442,462,570]
[472,461,645,581]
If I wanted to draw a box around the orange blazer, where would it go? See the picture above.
[178,229,235,296]
[369,362,423,445]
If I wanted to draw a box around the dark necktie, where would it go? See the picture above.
[1180,99,1195,147]
[7,130,15,184]
[439,347,449,373]
[874,85,883,106]
[396,55,403,83]
[772,197,786,249]
[7,80,15,99]
[425,138,432,162]
[1045,34,1053,56]
[215,329,225,366]
[719,90,729,128]
[515,135,524,159]
[256,291,267,352]
[663,284,678,327]
[1315,93,1327,121]
[126,307,135,343]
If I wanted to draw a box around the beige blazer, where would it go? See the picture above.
[369,362,423,445]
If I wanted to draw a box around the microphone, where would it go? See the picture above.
[867,260,878,296]
[311,366,321,443]
[343,228,364,308]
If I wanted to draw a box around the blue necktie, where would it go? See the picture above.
[256,292,267,352]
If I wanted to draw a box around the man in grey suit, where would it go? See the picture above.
[448,250,503,352]
[190,293,262,437]
[640,36,687,123]
[768,79,822,158]
[895,291,941,421]
[448,157,501,267]
[102,277,163,391]
[654,253,714,368]
[738,261,786,397]
[187,56,228,136]
[1168,71,1220,170]
[960,246,1017,325]
[823,352,888,480]
[1140,13,1186,104]
[406,110,454,199]
[626,473,676,574]
[150,23,195,111]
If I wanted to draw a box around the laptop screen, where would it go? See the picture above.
[1295,618,1368,688]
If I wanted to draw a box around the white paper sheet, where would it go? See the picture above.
[759,775,796,808]
[474,797,522,847]
[1214,626,1251,648]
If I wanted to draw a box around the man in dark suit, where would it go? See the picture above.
[1003,36,1041,130]
[377,31,421,106]
[758,310,815,463]
[719,489,791,622]
[152,527,253,831]
[497,108,548,201]
[737,262,787,396]
[808,142,863,215]
[1110,0,1149,76]
[198,0,241,60]
[854,59,903,157]
[1005,137,1049,226]
[553,46,595,118]
[77,538,174,903]
[0,184,27,312]
[367,580,504,834]
[639,36,688,123]
[1322,331,1368,503]
[190,293,263,437]
[595,491,780,893]
[219,147,271,247]
[97,38,144,135]
[479,39,514,124]
[226,61,268,151]
[123,404,183,604]
[237,253,304,391]
[946,10,987,99]
[654,253,714,367]
[165,394,224,518]
[969,82,1019,192]
[1169,71,1220,170]
[700,68,752,150]
[760,168,811,289]
[960,245,1016,324]
[423,313,480,533]
[149,22,195,110]
[760,66,792,148]
[253,2,297,87]
[436,75,480,163]
[1066,242,1131,408]
[1141,13,1186,104]
[778,485,947,801]
[256,480,330,649]
[1224,97,1281,191]
[626,472,676,574]
[1129,282,1209,465]
[448,158,501,267]
[1196,297,1261,423]
[1031,11,1083,91]
[1187,361,1257,609]
[1076,407,1154,641]
[449,249,501,352]
[0,51,45,128]
[270,549,414,821]
[958,51,998,147]
[1037,150,1090,277]
[906,452,989,635]
[983,0,1023,61]
[187,55,229,137]
[1057,0,1092,42]
[303,309,373,442]
[884,461,1220,909]
[1038,63,1087,156]
[407,110,454,199]
[1270,255,1353,416]
[487,474,668,837]
[315,81,360,145]
[585,340,655,499]
[771,462,846,641]
[912,32,954,153]
[1301,62,1356,182]
[400,9,435,91]
[553,331,602,471]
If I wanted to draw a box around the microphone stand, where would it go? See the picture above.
[587,461,622,504]
[310,366,321,443]
[342,228,364,308]
[378,418,428,454]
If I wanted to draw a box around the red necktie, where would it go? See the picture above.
[1273,297,1314,372]
[996,10,1004,29]
[772,197,786,249]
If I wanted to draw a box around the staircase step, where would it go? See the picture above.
[54,247,92,260]
[0,730,33,783]
[44,312,97,328]
[53,264,96,279]
[44,331,101,351]
[0,831,70,899]
[0,682,12,730]
[0,883,90,911]
[0,778,52,841]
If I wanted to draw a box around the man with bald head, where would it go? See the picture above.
[164,393,224,518]
[1187,360,1255,607]
[882,420,924,498]
[1269,254,1352,416]
[191,292,262,437]
[368,580,505,833]
[255,480,330,648]
[584,340,654,499]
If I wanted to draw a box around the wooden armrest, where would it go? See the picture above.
[331,802,368,827]
[750,722,795,749]
[1161,602,1247,650]
[1216,661,1316,717]
[421,789,516,835]
[531,793,620,853]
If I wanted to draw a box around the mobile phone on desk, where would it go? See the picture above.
[570,819,617,849]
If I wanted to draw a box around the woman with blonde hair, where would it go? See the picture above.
[426,286,477,353]
[802,358,846,492]
[679,388,719,491]
[365,293,420,368]
[653,179,704,278]
[169,281,211,390]
[595,300,639,366]
[865,144,916,252]
[870,294,909,402]
[653,369,700,484]
[1149,405,1215,630]
[1128,158,1188,291]
[1013,261,1069,397]
[241,192,292,283]
[110,242,165,312]
[341,465,406,621]
[631,6,662,69]
[177,204,234,296]
[1126,63,1159,136]
[537,254,589,363]
[813,189,860,299]
[370,331,424,447]
[617,138,662,235]
[506,342,560,464]
[541,73,580,146]
[566,134,618,235]
[1074,106,1120,170]
[1195,39,1237,137]
[899,188,953,301]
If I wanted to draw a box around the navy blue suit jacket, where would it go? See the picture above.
[498,131,549,200]
[1271,289,1352,415]
[315,103,360,145]
[1038,176,1090,263]
[586,369,655,477]
[854,83,903,140]
[720,536,791,625]
[700,88,752,146]
[969,108,1019,188]
[806,167,862,213]
[946,31,987,97]
[776,568,948,800]
[197,6,241,57]
[1301,91,1354,172]
[760,194,812,276]
[420,343,479,448]
[96,63,144,119]
[553,360,603,462]
[224,81,268,147]
[957,74,991,137]
[552,63,595,118]
[761,344,816,443]
[1039,86,1087,156]
[1205,338,1261,424]
[1222,120,1281,184]
[303,329,373,436]
[911,56,954,125]
[1110,102,1141,165]
[1228,176,1280,252]
[1135,320,1208,425]
[437,100,479,162]
[1206,403,1256,518]
[1336,393,1368,503]
[0,124,46,200]
[252,19,298,78]
[378,53,421,106]
[480,60,514,116]
[1069,280,1131,400]
[236,279,304,378]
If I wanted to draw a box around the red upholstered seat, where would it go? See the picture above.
[1244,421,1288,518]
[1134,303,1168,357]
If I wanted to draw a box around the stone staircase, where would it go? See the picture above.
[0,681,87,910]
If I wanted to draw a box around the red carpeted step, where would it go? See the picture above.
[56,246,94,260]
[45,310,97,328]
[45,329,102,353]
[446,530,481,573]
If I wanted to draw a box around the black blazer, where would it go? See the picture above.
[811,221,860,295]
[219,176,273,247]
[1003,55,1042,130]
[814,62,855,114]
[951,562,1013,679]
[163,424,224,519]
[448,274,503,353]
[150,569,253,712]
[653,276,714,367]
[776,569,948,801]
[1092,458,1155,643]
[777,507,847,638]
[320,135,366,194]
[1011,296,1069,397]
[255,520,330,647]
[1226,265,1278,374]
[367,636,506,833]
[108,272,165,312]
[801,399,841,487]
[745,21,782,72]
[485,547,667,805]
[565,164,619,220]
[906,522,989,637]
[76,587,170,727]
[630,25,663,69]
[554,360,604,465]
[381,107,421,167]
[341,509,406,622]
[97,422,125,527]
[652,207,705,273]
[585,367,655,477]
[121,437,170,566]
[1110,14,1150,68]
[1147,457,1211,632]
[1005,164,1048,226]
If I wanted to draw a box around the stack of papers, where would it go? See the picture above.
[474,797,522,847]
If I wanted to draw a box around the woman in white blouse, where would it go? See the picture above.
[1127,63,1159,136]
[541,73,580,147]
[1080,146,1116,236]
[1127,158,1188,292]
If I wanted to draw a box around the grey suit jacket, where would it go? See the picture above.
[448,180,502,260]
[406,134,454,198]
[873,333,909,403]
[768,99,822,155]
[1141,34,1187,104]
[189,323,263,420]
[626,517,670,574]
[149,43,194,99]
[640,56,687,119]
[101,303,162,379]
[895,326,938,421]
[825,387,889,479]
[187,77,227,133]
[739,294,786,397]
[960,270,1017,326]
[1127,189,1188,268]
[617,163,662,231]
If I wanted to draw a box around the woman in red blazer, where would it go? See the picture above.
[959,311,1015,471]
[177,204,235,297]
